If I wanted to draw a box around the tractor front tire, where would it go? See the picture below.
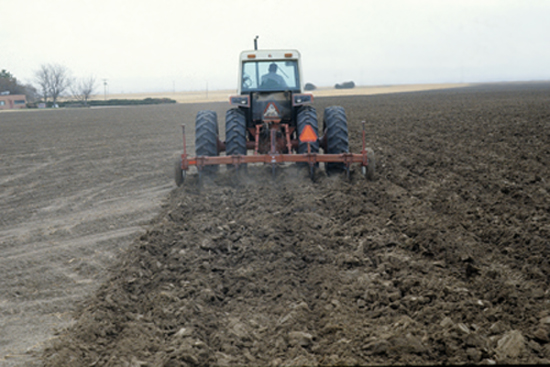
[195,110,219,172]
[225,108,247,169]
[323,106,349,173]
[297,106,319,154]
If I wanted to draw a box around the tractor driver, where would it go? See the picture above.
[261,63,286,88]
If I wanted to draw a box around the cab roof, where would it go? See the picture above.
[239,49,301,62]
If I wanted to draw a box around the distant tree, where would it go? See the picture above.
[334,81,355,89]
[21,83,38,102]
[0,69,37,101]
[0,69,16,93]
[304,82,317,91]
[71,76,97,106]
[0,69,14,80]
[34,63,72,105]
[1,69,23,94]
[34,65,50,102]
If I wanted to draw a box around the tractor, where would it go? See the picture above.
[175,44,374,185]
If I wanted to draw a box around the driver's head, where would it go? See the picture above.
[269,63,278,73]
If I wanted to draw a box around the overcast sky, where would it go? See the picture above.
[2,0,549,93]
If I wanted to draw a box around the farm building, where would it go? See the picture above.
[0,94,27,110]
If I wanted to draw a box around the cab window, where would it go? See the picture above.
[242,60,299,92]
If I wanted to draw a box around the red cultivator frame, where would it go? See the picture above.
[176,120,375,185]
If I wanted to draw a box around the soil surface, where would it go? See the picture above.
[2,83,550,366]
[0,104,208,365]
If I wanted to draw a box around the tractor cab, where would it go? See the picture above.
[230,50,313,127]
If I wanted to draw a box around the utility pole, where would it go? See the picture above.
[103,79,108,100]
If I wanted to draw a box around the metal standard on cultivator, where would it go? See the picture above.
[175,44,375,186]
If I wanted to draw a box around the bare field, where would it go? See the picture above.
[2,83,550,366]
[0,104,194,365]
[91,83,471,104]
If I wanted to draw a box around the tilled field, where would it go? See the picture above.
[2,83,550,366]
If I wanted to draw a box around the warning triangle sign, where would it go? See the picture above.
[263,102,280,119]
[299,124,318,143]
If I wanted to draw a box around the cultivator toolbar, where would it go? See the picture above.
[175,121,374,185]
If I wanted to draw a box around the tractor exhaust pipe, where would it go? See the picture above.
[254,35,259,50]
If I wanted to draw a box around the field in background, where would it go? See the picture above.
[90,83,471,104]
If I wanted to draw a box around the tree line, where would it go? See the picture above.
[0,69,37,101]
[0,64,98,106]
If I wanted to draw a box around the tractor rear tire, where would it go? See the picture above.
[195,110,219,172]
[225,108,247,169]
[297,106,319,154]
[323,106,349,173]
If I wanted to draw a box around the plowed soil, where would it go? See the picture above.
[2,83,550,366]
